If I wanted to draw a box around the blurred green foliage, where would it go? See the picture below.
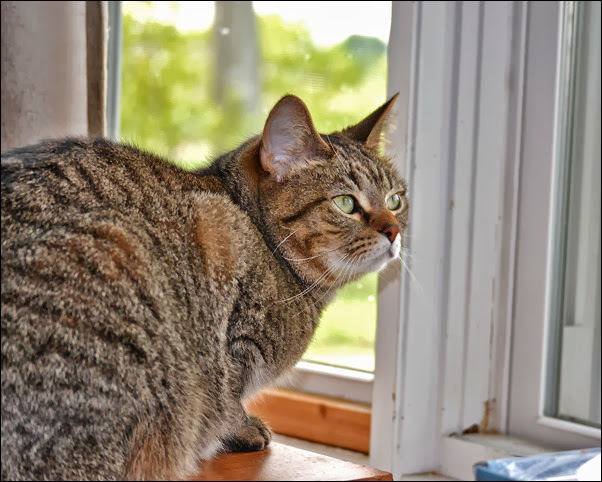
[304,272,378,372]
[120,2,387,168]
[119,2,387,371]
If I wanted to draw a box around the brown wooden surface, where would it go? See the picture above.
[189,442,392,481]
[246,388,371,453]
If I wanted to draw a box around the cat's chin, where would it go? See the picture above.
[353,252,399,276]
[357,254,397,275]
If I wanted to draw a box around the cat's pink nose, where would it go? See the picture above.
[381,224,400,243]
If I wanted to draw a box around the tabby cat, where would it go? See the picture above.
[1,94,408,480]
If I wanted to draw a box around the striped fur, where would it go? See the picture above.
[1,95,407,480]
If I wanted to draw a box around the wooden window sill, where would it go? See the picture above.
[245,388,371,453]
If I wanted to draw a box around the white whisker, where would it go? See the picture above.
[276,253,351,305]
[295,251,359,316]
[398,254,424,298]
[400,247,416,261]
[283,240,352,263]
[327,138,346,170]
[272,229,298,255]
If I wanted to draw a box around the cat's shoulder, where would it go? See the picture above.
[189,190,265,281]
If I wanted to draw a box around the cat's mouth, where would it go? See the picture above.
[389,233,402,258]
[350,233,401,275]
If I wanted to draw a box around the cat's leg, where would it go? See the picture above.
[221,410,272,453]
[222,324,273,452]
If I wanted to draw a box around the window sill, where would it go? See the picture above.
[439,433,554,480]
[287,360,374,404]
[245,387,371,453]
[246,389,599,480]
[536,416,602,440]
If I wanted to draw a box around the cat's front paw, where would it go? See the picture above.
[222,415,272,453]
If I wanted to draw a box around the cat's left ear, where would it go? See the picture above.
[341,93,399,151]
[260,95,332,181]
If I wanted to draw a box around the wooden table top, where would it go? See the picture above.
[189,442,393,481]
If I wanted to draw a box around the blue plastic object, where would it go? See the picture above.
[473,447,600,481]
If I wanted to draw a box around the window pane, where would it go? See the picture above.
[119,1,392,373]
[546,1,601,428]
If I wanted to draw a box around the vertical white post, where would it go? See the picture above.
[1,1,89,150]
[371,0,416,472]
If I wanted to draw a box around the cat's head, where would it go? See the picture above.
[257,94,408,289]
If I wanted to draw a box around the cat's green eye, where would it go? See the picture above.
[334,195,355,214]
[387,193,402,211]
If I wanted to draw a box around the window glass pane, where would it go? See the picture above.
[546,1,601,428]
[119,1,392,373]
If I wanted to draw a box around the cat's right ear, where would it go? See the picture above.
[260,95,332,181]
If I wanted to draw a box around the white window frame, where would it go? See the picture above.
[372,1,600,479]
[508,0,601,446]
